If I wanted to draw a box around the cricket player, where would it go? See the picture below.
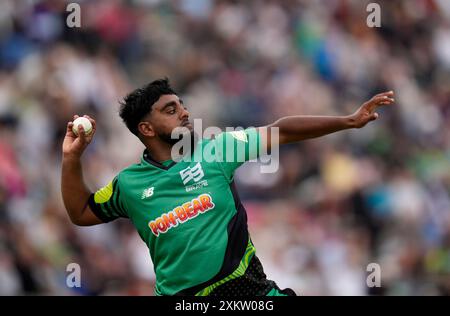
[61,78,394,296]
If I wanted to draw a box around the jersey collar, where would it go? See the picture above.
[142,150,177,170]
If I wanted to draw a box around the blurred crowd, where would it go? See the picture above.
[1,0,450,295]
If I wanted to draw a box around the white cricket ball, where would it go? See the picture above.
[72,117,93,136]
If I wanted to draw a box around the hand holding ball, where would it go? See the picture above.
[72,117,93,136]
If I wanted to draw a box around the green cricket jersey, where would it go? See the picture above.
[88,128,293,296]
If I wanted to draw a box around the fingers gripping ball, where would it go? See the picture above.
[72,117,93,136]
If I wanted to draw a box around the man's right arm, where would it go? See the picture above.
[61,115,103,226]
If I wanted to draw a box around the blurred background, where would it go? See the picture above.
[1,0,450,295]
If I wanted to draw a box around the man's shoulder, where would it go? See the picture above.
[115,160,149,183]
[201,128,258,144]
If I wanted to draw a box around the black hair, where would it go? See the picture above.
[119,78,177,136]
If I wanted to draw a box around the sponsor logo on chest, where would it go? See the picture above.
[148,194,215,237]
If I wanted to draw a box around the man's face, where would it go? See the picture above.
[145,94,193,144]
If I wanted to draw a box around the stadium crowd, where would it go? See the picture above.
[0,0,450,295]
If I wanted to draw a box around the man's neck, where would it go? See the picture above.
[144,133,197,163]
[145,143,173,163]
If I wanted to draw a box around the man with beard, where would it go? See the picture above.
[61,78,394,296]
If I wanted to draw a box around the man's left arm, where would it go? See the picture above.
[259,91,395,149]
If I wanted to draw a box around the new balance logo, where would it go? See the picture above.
[179,162,204,185]
[141,187,154,199]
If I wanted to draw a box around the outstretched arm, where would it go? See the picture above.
[61,115,103,226]
[259,91,395,149]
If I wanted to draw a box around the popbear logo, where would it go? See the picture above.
[148,194,215,237]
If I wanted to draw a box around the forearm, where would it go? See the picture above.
[270,115,355,144]
[61,155,92,223]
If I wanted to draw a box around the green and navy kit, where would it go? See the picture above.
[88,128,295,296]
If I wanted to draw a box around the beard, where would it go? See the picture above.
[158,127,198,156]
